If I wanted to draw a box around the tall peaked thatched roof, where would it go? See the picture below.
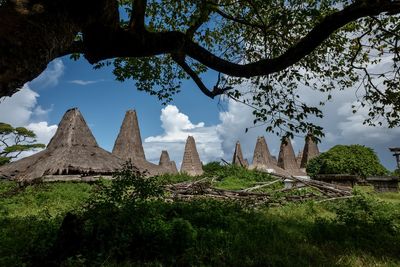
[112,110,146,161]
[252,136,272,166]
[159,150,178,174]
[0,108,123,182]
[112,110,172,176]
[300,134,320,169]
[181,136,203,176]
[232,141,248,167]
[277,137,305,176]
[249,136,289,176]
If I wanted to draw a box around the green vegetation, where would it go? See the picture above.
[306,145,388,178]
[157,162,278,191]
[1,164,399,266]
[393,168,400,177]
[0,181,92,217]
[0,122,45,166]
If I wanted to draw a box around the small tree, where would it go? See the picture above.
[306,145,388,179]
[0,122,45,166]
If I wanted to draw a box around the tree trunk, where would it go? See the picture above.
[0,0,119,96]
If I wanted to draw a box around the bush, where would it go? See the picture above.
[311,193,400,257]
[202,161,227,175]
[2,164,400,266]
[393,168,400,177]
[306,145,388,178]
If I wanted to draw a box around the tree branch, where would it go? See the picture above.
[183,1,400,77]
[60,41,85,57]
[172,54,231,99]
[186,1,212,38]
[214,8,266,30]
[2,0,400,99]
[86,1,400,79]
[130,0,147,31]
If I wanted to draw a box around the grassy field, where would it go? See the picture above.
[1,164,400,266]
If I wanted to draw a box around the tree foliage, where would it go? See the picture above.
[306,144,388,178]
[0,123,45,166]
[1,0,400,138]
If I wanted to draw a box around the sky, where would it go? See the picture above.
[0,56,399,170]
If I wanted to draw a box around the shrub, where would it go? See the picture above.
[311,193,400,256]
[90,162,163,207]
[203,161,227,175]
[306,145,388,178]
[393,168,400,177]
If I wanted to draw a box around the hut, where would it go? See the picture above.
[277,137,306,176]
[159,150,178,174]
[232,141,248,168]
[112,110,173,175]
[0,108,123,182]
[181,136,204,176]
[315,174,359,187]
[367,176,399,193]
[300,134,320,169]
[249,136,290,176]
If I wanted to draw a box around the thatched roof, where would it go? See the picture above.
[300,134,320,169]
[112,110,172,176]
[112,110,146,161]
[181,136,203,176]
[277,137,306,176]
[0,108,123,182]
[249,136,290,176]
[159,150,178,174]
[232,141,248,168]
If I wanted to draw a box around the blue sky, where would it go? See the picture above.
[28,57,222,151]
[0,56,399,170]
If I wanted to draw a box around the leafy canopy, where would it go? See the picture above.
[103,0,400,139]
[306,144,388,178]
[2,0,399,139]
[0,122,45,166]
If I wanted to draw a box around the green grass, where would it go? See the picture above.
[0,164,400,266]
[355,185,400,204]
[204,164,279,191]
[0,182,92,217]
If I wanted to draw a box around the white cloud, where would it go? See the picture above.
[213,55,400,170]
[0,60,61,160]
[30,59,65,88]
[68,79,104,85]
[216,96,285,162]
[141,51,399,171]
[0,85,38,126]
[146,105,206,143]
[14,122,58,159]
[26,122,58,145]
[336,101,400,143]
[0,87,58,158]
[144,105,223,167]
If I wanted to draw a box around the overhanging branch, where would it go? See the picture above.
[2,0,400,99]
[183,1,400,77]
[130,0,147,31]
[172,54,231,99]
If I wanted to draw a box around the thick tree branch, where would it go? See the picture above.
[172,54,231,98]
[2,0,400,99]
[60,41,85,57]
[183,1,400,77]
[130,0,147,31]
[85,1,400,78]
